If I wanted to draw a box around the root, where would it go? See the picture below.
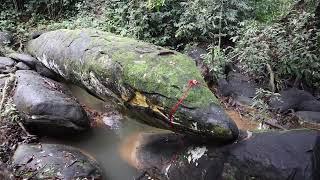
[0,73,16,113]
[266,64,275,92]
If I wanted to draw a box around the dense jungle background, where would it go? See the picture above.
[0,0,320,179]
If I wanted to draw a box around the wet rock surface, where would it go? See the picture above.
[7,53,36,68]
[13,70,90,135]
[269,88,320,127]
[269,88,316,112]
[12,144,103,179]
[26,29,239,142]
[0,57,15,68]
[218,72,258,106]
[15,62,31,70]
[296,111,320,124]
[35,62,57,79]
[122,130,320,180]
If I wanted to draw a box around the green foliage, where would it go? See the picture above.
[104,0,182,46]
[2,0,80,19]
[0,0,81,47]
[176,0,251,43]
[251,88,279,122]
[147,0,166,10]
[229,11,320,89]
[204,46,229,80]
[104,0,252,47]
[250,0,295,23]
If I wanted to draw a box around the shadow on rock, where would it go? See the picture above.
[120,130,320,180]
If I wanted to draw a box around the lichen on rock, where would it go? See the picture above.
[27,29,238,141]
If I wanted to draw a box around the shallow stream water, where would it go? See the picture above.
[41,84,162,180]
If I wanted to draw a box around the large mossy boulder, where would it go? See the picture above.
[121,130,320,180]
[12,144,103,179]
[26,29,238,142]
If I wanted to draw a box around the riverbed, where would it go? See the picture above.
[41,84,164,180]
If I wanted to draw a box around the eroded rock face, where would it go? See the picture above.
[13,70,89,135]
[121,130,320,180]
[26,29,238,142]
[12,144,103,179]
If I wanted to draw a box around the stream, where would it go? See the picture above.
[41,84,163,180]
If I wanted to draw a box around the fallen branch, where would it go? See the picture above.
[266,64,275,92]
[263,120,286,130]
[16,120,32,137]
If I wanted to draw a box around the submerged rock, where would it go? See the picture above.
[12,144,103,179]
[121,130,320,180]
[26,29,238,142]
[13,70,89,135]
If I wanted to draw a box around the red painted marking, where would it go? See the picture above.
[169,80,200,127]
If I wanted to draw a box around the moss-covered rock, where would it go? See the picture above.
[27,29,238,141]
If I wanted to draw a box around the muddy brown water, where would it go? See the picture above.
[41,84,165,180]
[41,84,260,180]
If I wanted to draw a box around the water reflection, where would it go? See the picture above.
[41,84,163,180]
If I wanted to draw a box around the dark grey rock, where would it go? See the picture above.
[7,53,36,68]
[227,72,258,98]
[12,144,103,179]
[218,72,258,106]
[313,136,320,180]
[217,78,232,96]
[269,88,316,112]
[0,32,13,46]
[35,62,57,79]
[0,57,15,69]
[15,62,31,70]
[13,70,89,135]
[126,130,320,180]
[296,111,320,124]
[298,100,320,112]
[186,46,207,66]
[234,95,254,106]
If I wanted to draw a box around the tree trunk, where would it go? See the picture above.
[316,1,320,28]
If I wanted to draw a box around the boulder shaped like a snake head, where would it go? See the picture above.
[26,29,239,142]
